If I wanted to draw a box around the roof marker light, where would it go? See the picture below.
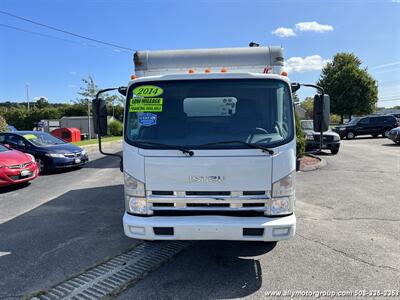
[188,69,195,74]
[280,71,288,77]
[130,75,137,80]
[204,68,212,73]
[220,67,228,73]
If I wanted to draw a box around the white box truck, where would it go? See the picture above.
[92,45,329,241]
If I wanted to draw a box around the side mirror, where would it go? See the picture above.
[4,144,11,148]
[92,98,108,136]
[313,94,330,132]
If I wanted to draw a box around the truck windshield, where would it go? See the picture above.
[125,79,294,149]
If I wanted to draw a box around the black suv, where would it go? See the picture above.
[333,115,398,139]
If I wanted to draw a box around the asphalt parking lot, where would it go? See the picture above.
[0,138,399,299]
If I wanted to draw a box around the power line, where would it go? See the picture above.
[0,23,94,47]
[0,23,132,54]
[0,10,135,52]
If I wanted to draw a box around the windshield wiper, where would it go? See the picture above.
[133,140,194,156]
[198,140,274,155]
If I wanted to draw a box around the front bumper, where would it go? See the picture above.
[123,212,296,241]
[0,164,39,187]
[50,155,89,169]
[305,140,340,150]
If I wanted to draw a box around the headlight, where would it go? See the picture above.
[124,172,145,197]
[27,154,36,162]
[267,172,295,216]
[124,172,151,215]
[272,172,295,197]
[45,153,65,158]
[333,135,340,141]
[271,196,294,216]
[339,128,346,131]
[81,149,86,156]
[305,134,314,141]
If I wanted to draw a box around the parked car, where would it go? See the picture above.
[387,127,400,144]
[332,115,398,139]
[7,125,18,132]
[0,143,39,187]
[0,131,89,173]
[300,120,341,154]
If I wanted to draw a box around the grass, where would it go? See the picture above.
[72,136,122,146]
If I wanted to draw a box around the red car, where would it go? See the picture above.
[0,144,39,187]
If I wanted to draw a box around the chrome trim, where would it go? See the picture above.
[147,191,271,199]
[8,162,31,169]
[146,191,271,213]
[147,196,269,203]
[151,206,267,212]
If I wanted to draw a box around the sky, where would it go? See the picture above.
[0,0,399,107]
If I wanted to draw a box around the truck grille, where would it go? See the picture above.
[64,152,82,158]
[147,190,270,215]
[313,135,333,142]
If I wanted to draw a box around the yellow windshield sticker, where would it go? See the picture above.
[129,97,163,112]
[133,85,163,97]
[23,134,37,140]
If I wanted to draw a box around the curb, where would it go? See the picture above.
[300,155,327,172]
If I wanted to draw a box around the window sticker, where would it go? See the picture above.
[23,134,37,140]
[133,85,163,97]
[138,113,157,126]
[130,85,164,112]
[129,97,163,112]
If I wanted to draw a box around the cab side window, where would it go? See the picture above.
[0,134,6,143]
[384,116,394,124]
[359,118,369,125]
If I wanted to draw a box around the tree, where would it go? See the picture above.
[76,76,99,104]
[108,119,123,136]
[299,97,314,119]
[317,53,378,123]
[0,115,8,132]
[76,75,123,105]
[35,97,50,109]
[295,113,305,156]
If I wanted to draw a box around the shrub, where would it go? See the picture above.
[108,119,123,136]
[330,114,341,125]
[295,113,305,157]
[0,115,8,132]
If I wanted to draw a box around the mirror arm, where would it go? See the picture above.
[299,84,324,95]
[95,87,124,172]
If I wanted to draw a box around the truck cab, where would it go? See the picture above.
[92,46,329,241]
[122,47,295,241]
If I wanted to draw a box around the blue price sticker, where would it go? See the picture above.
[138,113,157,126]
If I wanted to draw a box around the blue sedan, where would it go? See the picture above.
[0,131,89,173]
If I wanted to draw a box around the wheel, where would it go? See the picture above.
[383,129,391,138]
[35,158,45,174]
[372,134,378,138]
[331,148,339,154]
[346,131,355,139]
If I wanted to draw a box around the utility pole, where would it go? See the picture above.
[26,83,30,112]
